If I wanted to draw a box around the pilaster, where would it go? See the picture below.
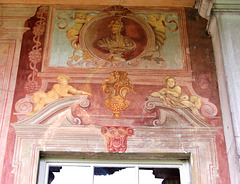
[0,4,38,183]
[207,7,240,184]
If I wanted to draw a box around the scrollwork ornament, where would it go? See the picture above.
[15,96,33,114]
[67,115,82,125]
[78,98,90,108]
[152,109,167,126]
[144,100,157,112]
[200,103,217,117]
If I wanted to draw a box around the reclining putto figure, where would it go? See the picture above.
[27,74,91,117]
[151,76,204,119]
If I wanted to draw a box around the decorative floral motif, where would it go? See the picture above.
[24,81,41,94]
[32,23,46,36]
[24,6,48,93]
[28,49,42,64]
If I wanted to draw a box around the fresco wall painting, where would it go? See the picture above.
[0,5,230,184]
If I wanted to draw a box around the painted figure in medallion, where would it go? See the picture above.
[97,17,136,61]
[151,76,204,119]
[102,71,133,119]
[27,74,91,116]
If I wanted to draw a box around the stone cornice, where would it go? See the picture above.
[0,4,38,34]
[0,0,195,7]
[213,0,240,10]
[0,4,38,17]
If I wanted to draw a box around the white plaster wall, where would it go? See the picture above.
[209,14,240,184]
[216,12,240,155]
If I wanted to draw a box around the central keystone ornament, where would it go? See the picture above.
[101,126,134,152]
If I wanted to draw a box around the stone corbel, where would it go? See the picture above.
[195,0,213,19]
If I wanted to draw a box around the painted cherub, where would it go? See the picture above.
[66,11,95,61]
[27,74,91,117]
[146,13,166,51]
[151,76,204,119]
[66,11,89,49]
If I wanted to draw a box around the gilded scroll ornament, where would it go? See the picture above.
[102,71,133,119]
[27,74,91,116]
[151,76,204,119]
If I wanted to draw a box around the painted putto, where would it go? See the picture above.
[27,74,91,116]
[151,76,204,119]
[145,13,166,51]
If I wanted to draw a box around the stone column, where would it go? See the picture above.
[0,4,38,183]
[208,10,240,184]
